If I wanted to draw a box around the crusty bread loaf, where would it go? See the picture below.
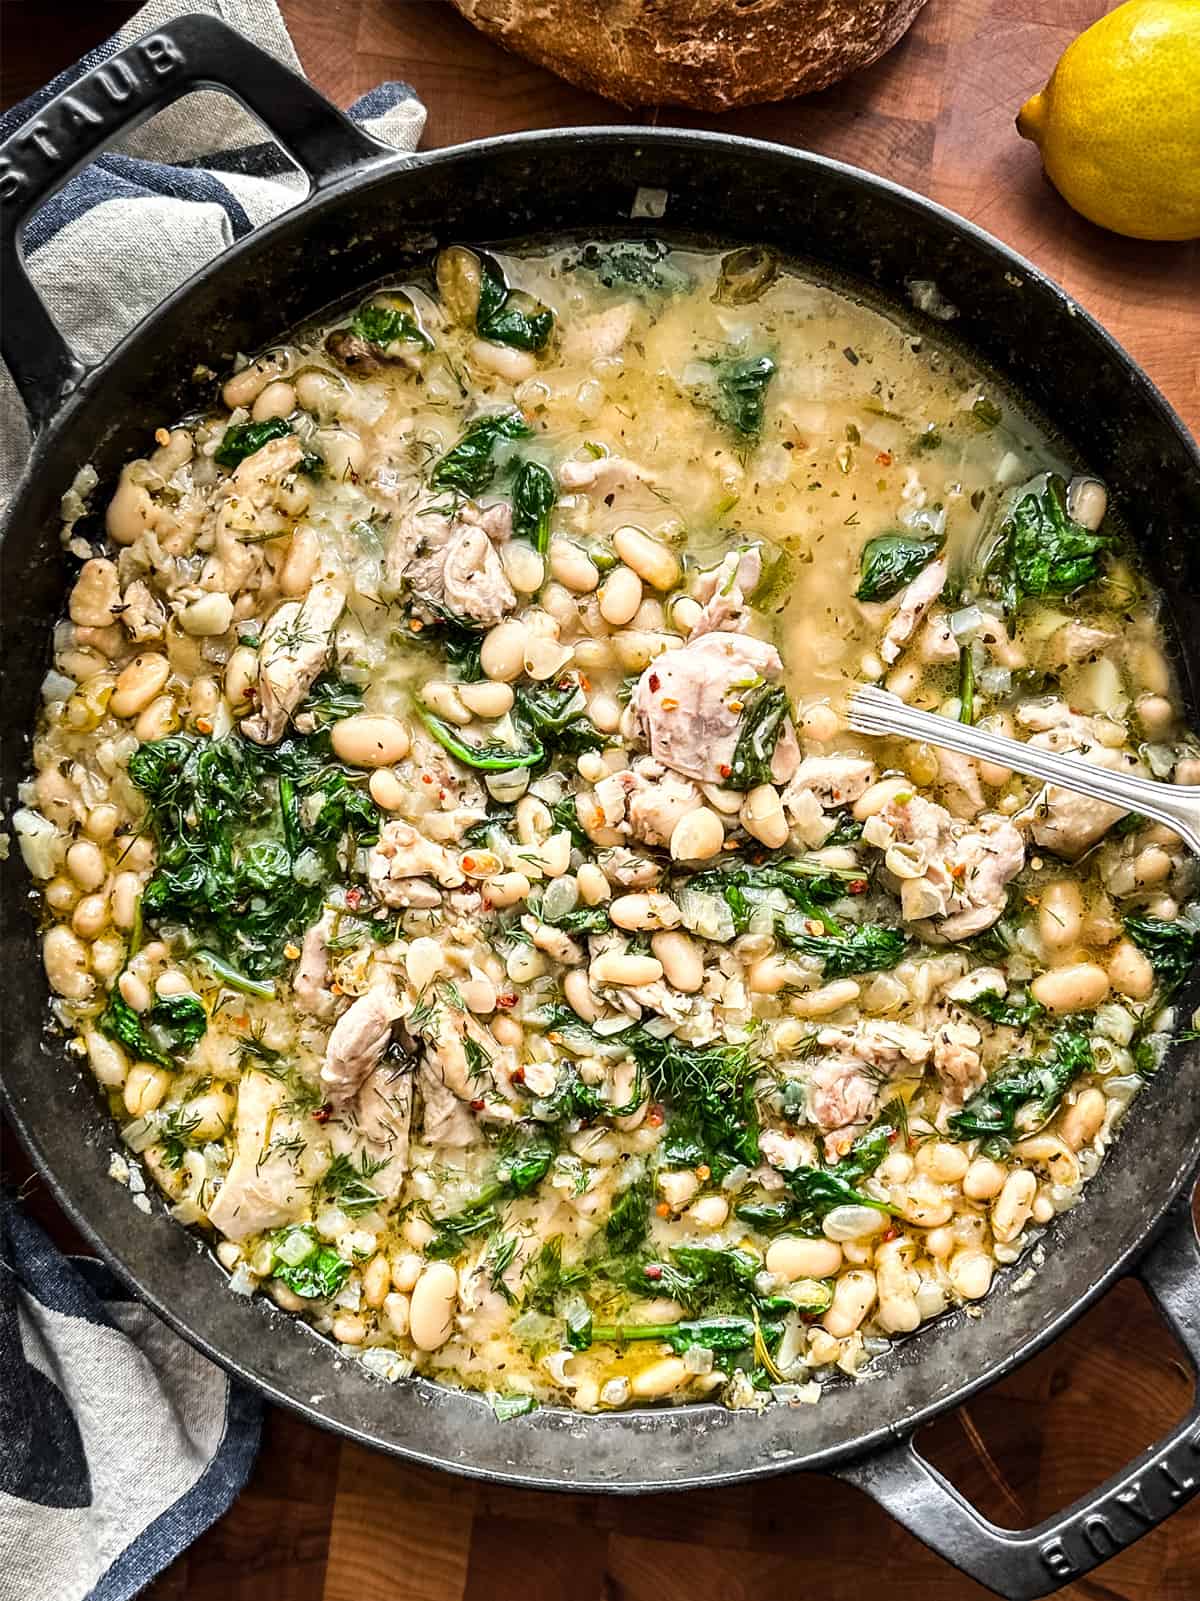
[445,0,929,111]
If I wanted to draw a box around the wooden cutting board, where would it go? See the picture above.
[1,3,1197,1598]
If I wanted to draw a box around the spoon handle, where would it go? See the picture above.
[847,685,1200,856]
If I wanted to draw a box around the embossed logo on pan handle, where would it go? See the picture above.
[0,13,393,430]
[832,1187,1200,1600]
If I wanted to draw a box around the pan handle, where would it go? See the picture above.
[0,12,394,430]
[832,1192,1200,1600]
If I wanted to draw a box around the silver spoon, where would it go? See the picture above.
[846,684,1200,856]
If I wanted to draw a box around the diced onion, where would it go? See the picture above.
[274,1229,313,1267]
[121,1115,159,1153]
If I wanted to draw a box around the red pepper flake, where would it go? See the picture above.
[470,1098,486,1112]
[655,1201,671,1218]
[695,1164,711,1181]
[887,1128,899,1143]
[882,1225,899,1242]
[648,673,660,693]
[462,855,477,873]
[345,887,363,910]
[719,763,731,778]
[876,450,893,467]
[511,1065,526,1084]
[848,879,868,895]
[647,1103,665,1127]
[313,1103,332,1124]
[496,992,519,1009]
[644,1264,663,1281]
[421,773,434,785]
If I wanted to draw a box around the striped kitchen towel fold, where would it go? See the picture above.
[0,3,425,1596]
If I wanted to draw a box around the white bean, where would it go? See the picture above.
[480,619,528,682]
[576,863,611,905]
[669,806,724,862]
[458,680,514,718]
[740,784,788,849]
[914,1141,969,1183]
[382,1292,411,1338]
[111,653,170,718]
[69,559,121,628]
[224,645,259,709]
[564,968,601,1022]
[484,872,531,908]
[251,380,296,422]
[72,892,110,939]
[991,1169,1037,1242]
[852,777,912,821]
[1031,962,1109,1013]
[610,892,681,931]
[124,1062,170,1116]
[590,951,663,987]
[598,565,643,626]
[651,930,704,993]
[331,715,411,768]
[892,1174,953,1228]
[222,355,285,410]
[948,1249,994,1300]
[614,526,680,591]
[405,936,443,992]
[766,1237,843,1281]
[790,979,860,1017]
[688,1195,729,1230]
[85,1030,129,1088]
[43,925,92,999]
[65,839,106,892]
[822,1270,877,1336]
[963,1156,1007,1200]
[549,539,600,594]
[631,1357,690,1398]
[1059,1087,1107,1152]
[501,540,545,595]
[135,695,179,743]
[369,769,405,810]
[410,1261,459,1351]
[420,681,472,726]
[1038,881,1083,951]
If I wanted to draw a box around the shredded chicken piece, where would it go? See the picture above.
[593,757,704,848]
[321,984,402,1104]
[368,820,465,907]
[294,913,337,1021]
[416,1005,516,1143]
[784,755,877,810]
[1015,699,1140,856]
[206,1072,309,1240]
[386,501,516,625]
[936,748,986,821]
[348,1063,413,1195]
[240,579,344,745]
[557,455,654,495]
[931,1020,985,1105]
[880,556,948,664]
[865,792,1025,941]
[632,631,800,787]
[119,578,166,642]
[688,547,762,638]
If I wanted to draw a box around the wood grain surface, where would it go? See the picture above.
[2,1,1198,1597]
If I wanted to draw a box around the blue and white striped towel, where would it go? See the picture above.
[0,4,425,1597]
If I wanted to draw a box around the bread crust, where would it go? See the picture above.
[446,0,929,111]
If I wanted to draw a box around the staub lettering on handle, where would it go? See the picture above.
[1039,1421,1200,1579]
[0,36,185,205]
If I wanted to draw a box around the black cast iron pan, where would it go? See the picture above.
[3,18,1200,1597]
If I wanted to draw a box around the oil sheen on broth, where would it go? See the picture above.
[18,237,1198,1416]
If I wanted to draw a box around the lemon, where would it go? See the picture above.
[1017,0,1200,241]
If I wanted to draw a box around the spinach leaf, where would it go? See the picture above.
[854,533,943,603]
[214,416,293,469]
[511,459,556,554]
[425,1134,558,1260]
[785,924,908,978]
[590,1314,757,1357]
[270,1226,351,1300]
[711,353,776,440]
[298,673,364,728]
[476,254,554,351]
[726,683,791,790]
[686,857,856,927]
[983,473,1108,613]
[99,990,208,1072]
[429,409,532,496]
[129,729,374,978]
[416,706,544,771]
[350,297,431,350]
[1124,916,1200,990]
[606,1177,652,1255]
[964,989,1045,1030]
[568,239,691,297]
[514,679,606,760]
[550,795,591,850]
[737,1123,894,1237]
[949,1028,1092,1142]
